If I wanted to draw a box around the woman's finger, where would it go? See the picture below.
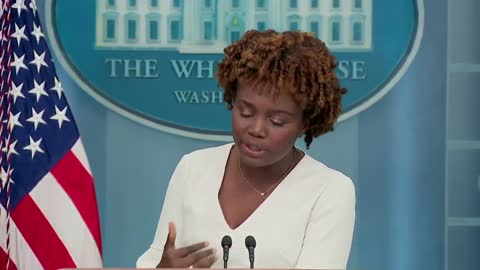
[183,248,216,266]
[176,241,209,257]
[193,253,218,268]
[163,222,177,249]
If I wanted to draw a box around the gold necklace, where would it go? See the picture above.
[238,149,296,196]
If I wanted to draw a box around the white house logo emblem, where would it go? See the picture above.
[45,0,423,140]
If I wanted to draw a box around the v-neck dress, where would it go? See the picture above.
[137,143,355,269]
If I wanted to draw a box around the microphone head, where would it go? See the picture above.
[222,235,232,248]
[245,235,256,248]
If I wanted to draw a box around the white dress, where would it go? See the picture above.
[137,143,355,269]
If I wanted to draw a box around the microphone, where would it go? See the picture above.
[221,235,232,269]
[245,235,256,269]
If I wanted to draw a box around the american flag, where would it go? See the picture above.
[0,0,102,269]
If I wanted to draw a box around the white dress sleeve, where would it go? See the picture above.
[136,155,190,268]
[295,175,356,270]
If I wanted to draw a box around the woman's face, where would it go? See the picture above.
[232,81,304,168]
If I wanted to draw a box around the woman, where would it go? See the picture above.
[137,30,355,269]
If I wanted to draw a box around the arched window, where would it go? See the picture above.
[227,16,244,43]
[168,16,182,41]
[308,15,322,38]
[256,15,268,31]
[146,14,161,42]
[203,21,214,40]
[103,12,118,42]
[350,15,365,44]
[287,15,301,31]
[124,13,139,42]
[353,22,363,42]
[330,16,342,43]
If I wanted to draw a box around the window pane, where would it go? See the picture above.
[231,31,240,42]
[173,0,181,8]
[171,21,180,40]
[149,21,158,40]
[257,22,266,31]
[333,0,340,8]
[290,21,299,30]
[332,21,340,41]
[107,19,115,39]
[129,0,136,7]
[151,0,158,7]
[128,19,136,39]
[311,0,318,8]
[256,0,265,8]
[108,0,115,7]
[355,0,362,8]
[205,0,211,8]
[353,22,362,41]
[204,21,213,40]
[232,0,239,8]
[290,0,297,8]
[310,21,319,38]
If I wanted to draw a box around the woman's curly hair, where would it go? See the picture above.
[216,29,347,149]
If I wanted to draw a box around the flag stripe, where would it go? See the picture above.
[11,196,76,270]
[50,150,102,253]
[1,203,43,270]
[0,248,17,270]
[29,172,102,267]
[71,139,92,174]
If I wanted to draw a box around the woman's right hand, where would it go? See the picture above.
[157,222,218,268]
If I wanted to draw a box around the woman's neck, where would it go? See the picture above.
[237,147,297,187]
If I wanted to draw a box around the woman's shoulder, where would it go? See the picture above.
[298,153,355,195]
